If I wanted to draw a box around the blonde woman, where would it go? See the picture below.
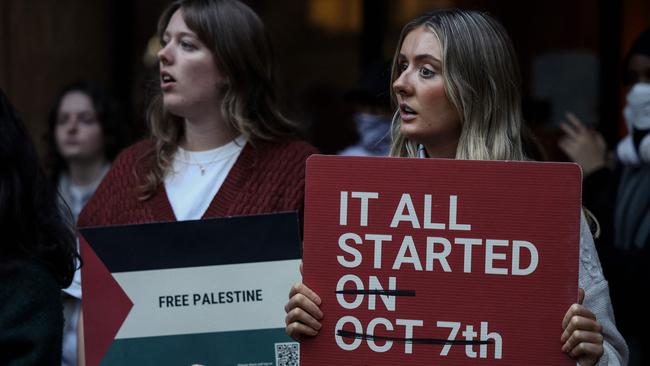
[285,9,627,366]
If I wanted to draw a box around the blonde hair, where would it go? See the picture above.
[389,9,526,161]
[140,0,298,199]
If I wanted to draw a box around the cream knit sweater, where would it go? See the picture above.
[579,214,629,365]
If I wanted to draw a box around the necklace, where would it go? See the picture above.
[177,149,223,176]
[176,137,246,176]
[194,159,208,176]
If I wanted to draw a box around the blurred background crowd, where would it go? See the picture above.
[0,0,646,157]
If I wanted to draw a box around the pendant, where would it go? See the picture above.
[199,165,206,176]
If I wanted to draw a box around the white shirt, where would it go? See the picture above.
[165,136,246,221]
[58,164,110,224]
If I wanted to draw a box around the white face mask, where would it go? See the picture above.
[624,83,650,129]
[619,83,650,164]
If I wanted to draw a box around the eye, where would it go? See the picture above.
[397,62,408,73]
[160,38,169,47]
[79,114,97,125]
[419,66,435,78]
[180,40,196,51]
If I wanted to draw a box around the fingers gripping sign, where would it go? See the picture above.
[561,288,604,366]
[285,262,323,341]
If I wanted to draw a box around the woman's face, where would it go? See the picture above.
[55,91,105,163]
[158,9,224,119]
[393,26,461,157]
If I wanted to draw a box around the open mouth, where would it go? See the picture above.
[399,103,417,121]
[161,71,176,85]
[400,104,416,114]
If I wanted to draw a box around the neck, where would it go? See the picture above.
[423,139,458,159]
[181,113,237,151]
[67,157,107,186]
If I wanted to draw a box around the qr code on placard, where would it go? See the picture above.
[274,342,299,366]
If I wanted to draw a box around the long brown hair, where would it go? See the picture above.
[141,0,298,199]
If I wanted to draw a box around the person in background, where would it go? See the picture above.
[339,61,393,157]
[558,28,650,366]
[46,80,127,366]
[46,81,127,224]
[76,0,316,363]
[0,89,78,365]
[285,9,628,365]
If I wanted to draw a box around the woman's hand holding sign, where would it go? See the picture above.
[285,282,322,340]
[561,288,604,366]
[285,262,323,341]
[286,282,606,365]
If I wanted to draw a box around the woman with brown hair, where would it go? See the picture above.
[76,0,316,362]
[79,0,315,228]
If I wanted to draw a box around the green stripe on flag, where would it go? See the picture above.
[101,328,296,365]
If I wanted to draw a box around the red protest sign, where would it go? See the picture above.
[302,155,581,365]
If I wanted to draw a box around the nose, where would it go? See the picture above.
[67,118,79,133]
[59,118,78,135]
[158,42,172,66]
[393,69,412,97]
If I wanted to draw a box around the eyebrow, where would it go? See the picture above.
[162,30,197,39]
[399,53,441,66]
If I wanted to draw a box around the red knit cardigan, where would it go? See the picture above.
[77,139,318,228]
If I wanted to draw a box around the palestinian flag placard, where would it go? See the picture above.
[80,212,301,366]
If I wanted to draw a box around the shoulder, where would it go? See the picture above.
[283,139,320,155]
[236,140,316,212]
[251,139,318,166]
[247,139,318,177]
[256,139,318,157]
[0,258,62,330]
[0,258,60,292]
[95,139,154,185]
[0,259,63,364]
[111,139,155,171]
[78,139,154,228]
